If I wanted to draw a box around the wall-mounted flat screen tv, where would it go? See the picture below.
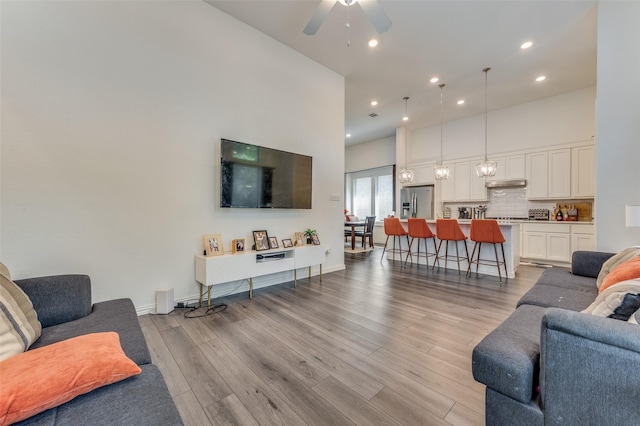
[220,139,312,209]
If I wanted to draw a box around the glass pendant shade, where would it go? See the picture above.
[434,164,450,180]
[398,168,414,183]
[475,159,497,177]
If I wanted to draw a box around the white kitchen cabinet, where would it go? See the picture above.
[452,160,487,202]
[413,163,436,185]
[526,152,549,199]
[526,149,571,199]
[571,145,595,198]
[522,223,571,264]
[570,224,595,255]
[548,149,571,198]
[440,167,455,202]
[494,155,526,180]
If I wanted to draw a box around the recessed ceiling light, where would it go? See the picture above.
[521,41,533,49]
[536,75,546,82]
[368,39,378,48]
[370,100,378,106]
[457,100,465,105]
[430,77,439,83]
[346,133,351,138]
[402,116,409,121]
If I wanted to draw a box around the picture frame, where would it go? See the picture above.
[204,234,224,256]
[253,230,270,251]
[312,233,321,245]
[294,232,305,247]
[232,238,245,254]
[269,236,279,249]
[282,238,293,248]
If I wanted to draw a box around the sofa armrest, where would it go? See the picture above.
[540,308,640,425]
[14,275,92,328]
[571,251,614,278]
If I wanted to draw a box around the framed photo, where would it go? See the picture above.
[253,230,270,251]
[232,238,245,254]
[312,233,321,245]
[294,232,305,246]
[269,236,279,249]
[204,234,224,256]
[282,238,293,248]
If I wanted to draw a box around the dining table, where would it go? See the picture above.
[344,220,366,250]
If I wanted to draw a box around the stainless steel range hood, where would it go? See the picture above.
[485,179,527,188]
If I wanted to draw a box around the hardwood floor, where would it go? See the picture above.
[140,249,543,425]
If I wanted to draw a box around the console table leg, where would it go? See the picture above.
[199,283,203,305]
[294,269,297,288]
[207,286,211,308]
[249,277,253,299]
[320,264,322,282]
[308,266,311,281]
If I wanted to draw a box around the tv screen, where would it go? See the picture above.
[220,139,312,209]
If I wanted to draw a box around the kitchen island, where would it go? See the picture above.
[385,219,520,279]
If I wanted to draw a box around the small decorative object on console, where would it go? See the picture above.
[282,238,293,248]
[303,228,316,245]
[294,232,305,246]
[253,230,270,251]
[312,233,321,245]
[232,238,245,254]
[269,236,279,249]
[204,234,224,256]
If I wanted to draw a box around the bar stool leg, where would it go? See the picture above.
[501,243,507,280]
[493,243,502,282]
[466,242,478,277]
[433,240,443,270]
[475,242,481,274]
[381,235,390,261]
[454,240,461,275]
[405,237,414,265]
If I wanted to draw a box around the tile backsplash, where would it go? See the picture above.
[443,188,557,218]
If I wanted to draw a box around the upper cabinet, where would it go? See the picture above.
[412,163,436,185]
[493,154,526,180]
[454,160,487,202]
[571,145,595,198]
[526,146,592,200]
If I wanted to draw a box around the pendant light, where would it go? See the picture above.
[475,67,497,177]
[434,83,450,180]
[398,96,414,184]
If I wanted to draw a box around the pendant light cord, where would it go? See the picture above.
[403,96,409,168]
[483,67,490,162]
[439,84,445,165]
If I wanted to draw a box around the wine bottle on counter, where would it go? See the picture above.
[556,206,564,221]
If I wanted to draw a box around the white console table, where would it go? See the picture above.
[195,244,325,305]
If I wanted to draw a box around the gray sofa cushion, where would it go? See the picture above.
[473,304,548,403]
[485,388,543,426]
[517,284,597,311]
[534,267,598,293]
[571,250,615,279]
[14,364,183,426]
[15,275,92,328]
[29,299,151,365]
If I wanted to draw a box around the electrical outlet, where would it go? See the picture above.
[176,302,185,309]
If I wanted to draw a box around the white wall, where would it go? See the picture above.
[345,136,395,173]
[0,1,345,311]
[410,87,596,164]
[595,1,640,251]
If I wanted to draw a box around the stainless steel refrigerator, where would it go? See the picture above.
[400,185,434,219]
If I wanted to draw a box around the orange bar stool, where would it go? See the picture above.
[466,219,507,282]
[405,218,439,267]
[434,219,469,275]
[381,217,409,263]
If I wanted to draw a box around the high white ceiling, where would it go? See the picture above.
[207,0,597,146]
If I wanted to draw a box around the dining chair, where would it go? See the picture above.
[354,216,376,248]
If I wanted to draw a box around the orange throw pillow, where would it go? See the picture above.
[0,332,141,425]
[599,256,640,294]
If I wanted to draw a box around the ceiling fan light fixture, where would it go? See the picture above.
[338,0,357,6]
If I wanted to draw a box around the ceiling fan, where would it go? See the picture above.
[303,0,392,36]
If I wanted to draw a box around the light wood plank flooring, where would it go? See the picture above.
[140,249,543,425]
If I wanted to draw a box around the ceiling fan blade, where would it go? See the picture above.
[303,0,337,35]
[358,0,392,33]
